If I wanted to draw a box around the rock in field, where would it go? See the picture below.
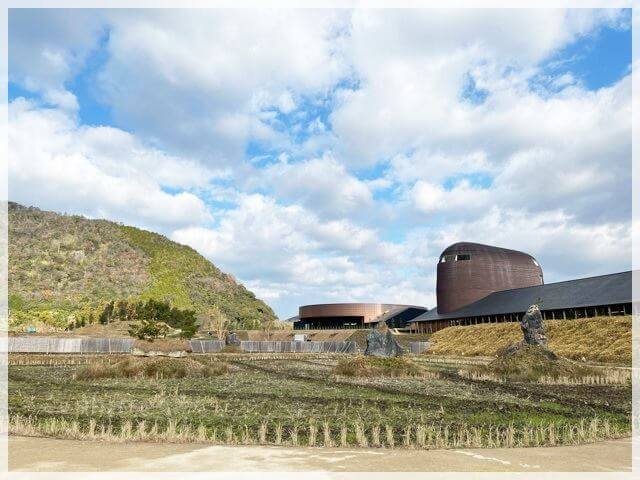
[520,304,547,346]
[364,328,404,357]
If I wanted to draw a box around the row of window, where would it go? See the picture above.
[439,254,471,263]
[439,254,541,267]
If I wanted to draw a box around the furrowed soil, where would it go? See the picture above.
[8,354,630,450]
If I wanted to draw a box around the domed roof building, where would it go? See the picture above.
[409,241,631,334]
[436,242,543,314]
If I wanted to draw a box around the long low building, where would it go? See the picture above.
[408,270,632,333]
[294,303,427,330]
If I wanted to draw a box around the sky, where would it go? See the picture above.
[8,8,632,319]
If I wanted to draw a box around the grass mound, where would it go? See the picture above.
[428,316,630,364]
[334,356,422,377]
[476,344,594,382]
[75,356,228,380]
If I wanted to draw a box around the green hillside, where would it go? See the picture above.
[8,202,276,332]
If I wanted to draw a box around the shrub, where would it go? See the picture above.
[128,319,171,341]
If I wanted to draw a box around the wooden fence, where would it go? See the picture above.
[7,337,134,354]
[7,337,423,356]
[189,340,225,353]
[407,341,430,354]
[240,341,357,353]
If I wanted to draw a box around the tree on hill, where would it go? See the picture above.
[128,319,170,341]
[261,307,275,340]
[202,305,230,340]
[95,298,199,339]
[99,301,115,324]
[116,300,128,321]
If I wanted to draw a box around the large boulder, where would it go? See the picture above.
[364,328,404,357]
[520,304,547,346]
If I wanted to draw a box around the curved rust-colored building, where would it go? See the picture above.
[436,242,543,314]
[295,303,425,329]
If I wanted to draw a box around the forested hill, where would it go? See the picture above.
[8,202,276,331]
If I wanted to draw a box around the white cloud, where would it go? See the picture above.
[171,192,422,316]
[551,72,577,89]
[377,56,631,226]
[9,9,106,110]
[389,150,491,185]
[404,67,630,224]
[172,193,397,277]
[411,179,490,216]
[9,99,213,231]
[332,9,629,166]
[257,154,373,218]
[96,9,350,163]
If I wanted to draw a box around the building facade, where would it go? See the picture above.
[437,242,544,314]
[411,242,631,335]
[293,303,427,330]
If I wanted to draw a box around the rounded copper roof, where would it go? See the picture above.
[299,302,418,309]
[441,242,536,258]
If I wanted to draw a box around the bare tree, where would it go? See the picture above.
[204,305,230,340]
[258,306,277,340]
[264,316,274,340]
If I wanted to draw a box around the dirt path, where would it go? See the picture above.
[9,435,632,472]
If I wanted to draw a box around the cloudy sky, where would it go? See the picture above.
[8,8,631,318]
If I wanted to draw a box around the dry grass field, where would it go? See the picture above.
[427,316,631,364]
[9,353,630,450]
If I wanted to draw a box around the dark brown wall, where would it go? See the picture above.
[436,242,543,314]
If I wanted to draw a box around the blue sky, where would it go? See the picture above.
[8,8,632,318]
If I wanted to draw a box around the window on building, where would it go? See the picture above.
[440,254,471,263]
